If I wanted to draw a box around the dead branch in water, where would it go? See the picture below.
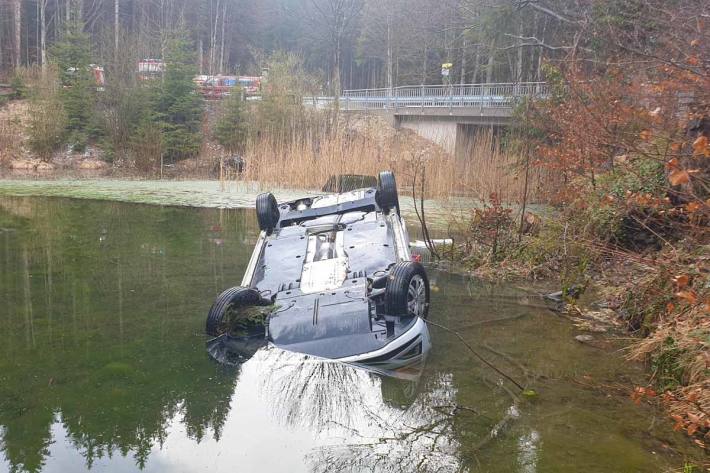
[411,158,440,260]
[424,319,526,392]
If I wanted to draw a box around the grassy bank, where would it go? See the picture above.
[438,30,710,450]
[441,159,709,449]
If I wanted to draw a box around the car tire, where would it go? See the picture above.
[256,192,279,234]
[376,171,400,214]
[384,262,430,318]
[206,286,266,337]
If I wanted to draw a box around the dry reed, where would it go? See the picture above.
[0,103,27,165]
[241,114,553,203]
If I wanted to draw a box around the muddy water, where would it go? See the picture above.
[0,196,703,473]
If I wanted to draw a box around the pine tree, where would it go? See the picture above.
[153,28,204,162]
[51,18,98,150]
[213,89,247,153]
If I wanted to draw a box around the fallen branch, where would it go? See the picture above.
[424,319,526,391]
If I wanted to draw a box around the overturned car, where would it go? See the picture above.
[206,171,431,368]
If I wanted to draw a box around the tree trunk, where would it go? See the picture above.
[0,6,3,72]
[137,0,145,57]
[36,1,39,67]
[219,0,227,74]
[386,14,393,93]
[537,17,549,81]
[40,0,47,70]
[485,38,496,84]
[24,3,29,66]
[114,0,120,55]
[54,0,59,38]
[159,0,166,37]
[198,38,203,75]
[516,18,524,83]
[348,55,353,90]
[210,0,221,75]
[13,0,21,69]
[333,34,341,97]
[460,37,467,84]
[472,45,480,83]
[421,43,428,84]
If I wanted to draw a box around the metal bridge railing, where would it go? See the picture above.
[310,82,549,111]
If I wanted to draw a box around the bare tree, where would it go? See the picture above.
[219,0,227,73]
[303,0,363,96]
[40,0,47,70]
[13,0,21,68]
[208,0,221,75]
[114,0,119,54]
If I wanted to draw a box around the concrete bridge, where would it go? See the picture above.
[306,82,549,157]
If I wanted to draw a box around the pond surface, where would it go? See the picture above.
[0,196,703,473]
[0,179,550,228]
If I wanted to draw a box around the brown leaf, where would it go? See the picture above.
[666,158,680,170]
[688,423,699,436]
[673,274,690,289]
[693,136,709,156]
[671,142,682,152]
[691,39,700,47]
[676,290,699,305]
[640,129,652,141]
[669,170,690,186]
[686,202,702,213]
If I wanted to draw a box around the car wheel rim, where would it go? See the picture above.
[407,275,426,317]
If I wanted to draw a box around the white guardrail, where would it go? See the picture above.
[304,82,549,111]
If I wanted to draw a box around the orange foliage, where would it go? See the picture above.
[526,0,710,210]
[525,0,710,446]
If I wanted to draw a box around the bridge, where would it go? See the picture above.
[306,82,549,157]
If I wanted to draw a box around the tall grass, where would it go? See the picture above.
[0,118,21,165]
[0,100,28,165]
[241,114,553,203]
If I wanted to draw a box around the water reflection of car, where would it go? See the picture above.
[206,171,431,369]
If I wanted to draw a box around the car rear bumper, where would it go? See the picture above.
[335,317,431,369]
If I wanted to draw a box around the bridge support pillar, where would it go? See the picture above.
[397,116,459,154]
